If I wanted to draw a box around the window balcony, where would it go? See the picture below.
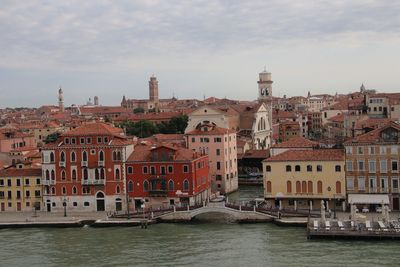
[81,179,105,185]
[98,161,105,167]
[81,161,88,167]
[41,179,56,186]
[59,162,66,167]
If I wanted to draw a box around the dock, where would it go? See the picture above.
[307,219,400,240]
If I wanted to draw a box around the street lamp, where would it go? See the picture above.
[62,197,67,217]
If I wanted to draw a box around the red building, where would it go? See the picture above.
[41,122,134,212]
[126,142,210,210]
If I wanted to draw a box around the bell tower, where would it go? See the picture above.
[257,68,273,104]
[58,87,64,112]
[149,75,159,111]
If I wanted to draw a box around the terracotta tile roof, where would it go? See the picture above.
[272,136,319,148]
[354,117,390,130]
[344,121,400,145]
[264,149,344,162]
[127,143,204,162]
[328,114,345,123]
[61,122,124,137]
[242,149,269,159]
[0,168,42,177]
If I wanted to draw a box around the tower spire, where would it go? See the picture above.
[58,86,64,112]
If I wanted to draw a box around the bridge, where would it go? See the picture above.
[155,202,275,222]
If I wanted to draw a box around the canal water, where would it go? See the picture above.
[1,186,399,267]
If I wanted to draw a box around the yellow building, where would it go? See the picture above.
[0,168,42,212]
[263,149,345,211]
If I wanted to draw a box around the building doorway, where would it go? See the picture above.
[17,202,21,211]
[115,198,122,212]
[96,192,105,211]
[1,203,4,211]
[393,197,399,211]
[46,200,51,212]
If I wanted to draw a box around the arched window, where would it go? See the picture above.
[72,169,77,180]
[127,166,133,174]
[61,170,66,180]
[286,165,292,172]
[317,181,323,194]
[83,169,88,180]
[96,191,104,198]
[336,181,342,194]
[295,165,301,172]
[71,151,76,162]
[45,170,50,180]
[183,180,189,191]
[60,151,65,162]
[99,150,104,161]
[51,187,55,195]
[72,186,77,195]
[168,180,174,191]
[115,169,120,180]
[266,181,272,193]
[296,181,301,193]
[117,151,122,161]
[112,151,117,161]
[308,181,313,193]
[143,180,149,192]
[286,181,292,193]
[51,170,55,180]
[100,168,105,179]
[95,169,100,180]
[128,181,134,192]
[116,186,120,194]
[302,181,307,193]
[82,151,88,162]
[50,152,55,163]
[62,186,67,195]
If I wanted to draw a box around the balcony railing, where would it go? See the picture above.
[41,179,56,186]
[81,179,105,185]
[149,189,168,196]
[369,187,377,193]
[98,161,105,167]
[59,161,66,167]
[81,161,88,167]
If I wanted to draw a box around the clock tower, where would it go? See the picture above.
[257,69,273,104]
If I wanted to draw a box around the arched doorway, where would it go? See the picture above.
[96,191,105,211]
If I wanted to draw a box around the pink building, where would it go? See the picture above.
[0,130,36,153]
[186,123,238,194]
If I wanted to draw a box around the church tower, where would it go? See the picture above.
[58,87,64,112]
[257,69,273,104]
[149,75,159,111]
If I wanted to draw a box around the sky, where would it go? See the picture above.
[0,0,400,108]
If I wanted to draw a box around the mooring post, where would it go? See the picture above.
[253,205,256,213]
[173,206,176,213]
[187,205,190,211]
[239,205,242,211]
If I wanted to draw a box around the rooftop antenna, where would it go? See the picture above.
[263,65,267,72]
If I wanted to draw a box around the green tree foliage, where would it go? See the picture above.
[133,107,145,114]
[44,132,61,144]
[117,115,188,138]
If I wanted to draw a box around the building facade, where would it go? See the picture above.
[0,167,42,212]
[263,149,345,211]
[41,122,134,213]
[126,143,210,210]
[344,122,400,211]
[186,123,238,194]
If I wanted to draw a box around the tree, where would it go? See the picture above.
[133,107,145,114]
[44,132,61,144]
[121,120,159,138]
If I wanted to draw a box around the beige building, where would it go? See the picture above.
[0,167,42,212]
[263,149,345,211]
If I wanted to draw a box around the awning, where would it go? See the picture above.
[348,194,389,204]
